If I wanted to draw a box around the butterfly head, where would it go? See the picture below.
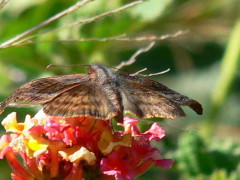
[88,64,116,79]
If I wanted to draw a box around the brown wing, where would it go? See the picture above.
[0,74,90,114]
[43,81,118,119]
[118,74,203,119]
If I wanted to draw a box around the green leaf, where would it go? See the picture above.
[130,0,173,21]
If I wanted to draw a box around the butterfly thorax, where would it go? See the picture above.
[89,64,119,84]
[89,64,124,120]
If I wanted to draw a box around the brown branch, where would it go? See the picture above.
[0,0,94,49]
[116,41,156,69]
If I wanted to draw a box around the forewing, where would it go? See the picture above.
[0,74,90,113]
[43,81,118,119]
[119,74,202,119]
[120,84,185,119]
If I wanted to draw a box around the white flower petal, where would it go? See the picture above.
[69,147,96,165]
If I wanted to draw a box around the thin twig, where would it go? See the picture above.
[67,0,144,27]
[115,30,187,69]
[116,41,156,69]
[0,0,144,49]
[45,64,89,71]
[11,34,127,47]
[9,30,187,47]
[0,0,94,49]
[25,0,143,41]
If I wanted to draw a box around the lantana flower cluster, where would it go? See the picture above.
[0,110,173,180]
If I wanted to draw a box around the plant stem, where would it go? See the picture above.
[202,17,240,138]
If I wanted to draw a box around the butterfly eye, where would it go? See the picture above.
[88,67,96,74]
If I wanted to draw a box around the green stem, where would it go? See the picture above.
[202,17,240,138]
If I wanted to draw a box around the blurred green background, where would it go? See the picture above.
[0,0,239,179]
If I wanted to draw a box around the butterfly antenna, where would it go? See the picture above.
[109,66,130,75]
[45,64,90,71]
[130,68,170,77]
[130,68,148,76]
[142,68,170,77]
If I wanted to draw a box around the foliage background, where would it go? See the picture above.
[0,0,239,179]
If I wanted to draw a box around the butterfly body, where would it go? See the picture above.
[0,64,202,121]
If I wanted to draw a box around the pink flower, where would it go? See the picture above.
[143,122,166,141]
[0,111,173,179]
[100,118,173,180]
